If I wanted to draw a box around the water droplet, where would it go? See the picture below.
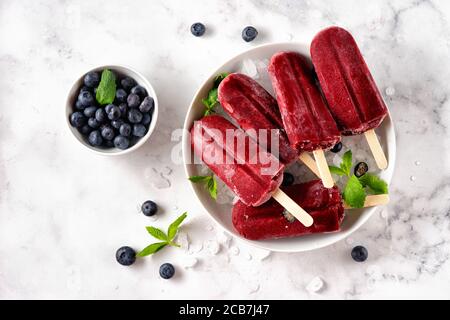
[245,252,252,260]
[248,283,260,294]
[205,224,214,231]
[385,86,395,96]
[306,276,324,293]
[415,161,421,166]
[345,237,354,245]
[205,240,220,255]
[217,231,232,248]
[230,246,240,256]
[410,176,416,182]
[380,209,388,219]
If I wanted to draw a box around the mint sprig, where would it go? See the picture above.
[189,175,217,200]
[136,212,187,257]
[343,175,366,208]
[202,72,230,116]
[359,173,388,194]
[95,69,116,105]
[329,150,352,176]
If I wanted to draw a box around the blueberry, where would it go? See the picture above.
[79,124,92,135]
[95,108,107,123]
[141,113,152,126]
[111,119,124,129]
[105,104,115,114]
[242,26,258,42]
[116,246,136,266]
[104,139,115,148]
[159,263,175,279]
[127,93,140,108]
[141,200,157,216]
[131,85,147,99]
[128,109,143,123]
[75,100,85,110]
[83,106,98,118]
[80,86,91,93]
[191,22,206,37]
[281,172,295,186]
[108,105,121,120]
[330,142,343,153]
[351,246,368,262]
[139,96,154,113]
[120,77,136,92]
[101,125,115,141]
[88,117,100,129]
[118,103,128,116]
[88,130,103,146]
[113,135,130,150]
[84,71,100,88]
[354,162,368,178]
[133,124,147,137]
[115,88,127,103]
[119,123,132,137]
[69,112,86,128]
[78,91,94,107]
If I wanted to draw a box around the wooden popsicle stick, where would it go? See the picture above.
[298,152,320,177]
[272,188,313,227]
[343,194,389,209]
[312,149,334,188]
[364,129,388,170]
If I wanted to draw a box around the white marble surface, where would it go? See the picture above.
[1,0,450,299]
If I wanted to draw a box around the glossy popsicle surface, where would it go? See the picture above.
[191,115,284,206]
[310,26,388,135]
[218,73,299,165]
[268,51,341,152]
[232,180,344,240]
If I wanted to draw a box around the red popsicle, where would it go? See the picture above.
[232,180,344,240]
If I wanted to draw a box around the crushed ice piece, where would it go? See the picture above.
[188,242,203,255]
[161,166,172,176]
[182,257,198,269]
[245,252,252,260]
[380,209,388,219]
[415,161,421,166]
[199,165,210,176]
[173,205,178,210]
[205,224,214,231]
[332,154,343,166]
[410,176,416,182]
[232,196,240,204]
[144,167,171,189]
[345,237,354,245]
[205,240,221,255]
[216,180,235,204]
[385,87,395,96]
[176,232,190,251]
[248,282,260,294]
[250,248,271,261]
[306,276,324,293]
[216,231,232,248]
[230,246,240,255]
[241,59,258,78]
[282,210,296,223]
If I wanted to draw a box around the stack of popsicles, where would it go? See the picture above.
[191,26,389,241]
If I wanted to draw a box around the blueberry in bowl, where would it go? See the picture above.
[66,65,158,155]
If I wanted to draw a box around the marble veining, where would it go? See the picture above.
[0,0,449,299]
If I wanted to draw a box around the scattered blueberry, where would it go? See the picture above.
[351,246,368,262]
[141,113,152,125]
[159,263,175,279]
[101,125,115,141]
[78,91,94,107]
[115,88,127,103]
[116,246,136,266]
[83,106,98,118]
[107,105,121,120]
[75,100,85,110]
[84,71,100,88]
[114,135,130,150]
[127,93,140,108]
[105,104,115,114]
[191,22,206,37]
[133,124,147,137]
[111,119,124,129]
[141,200,158,216]
[79,124,92,135]
[88,117,100,129]
[139,96,154,113]
[131,85,147,99]
[70,112,86,127]
[120,77,136,92]
[95,108,107,123]
[119,123,132,137]
[88,130,103,146]
[281,172,295,186]
[242,26,258,42]
[128,109,143,124]
[354,162,369,178]
[118,103,128,116]
[330,142,343,153]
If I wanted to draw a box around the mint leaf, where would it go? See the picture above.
[329,165,347,176]
[136,242,167,257]
[189,175,211,183]
[145,226,168,241]
[213,72,230,87]
[207,175,217,199]
[95,69,116,105]
[168,212,188,241]
[343,175,366,208]
[359,173,388,195]
[341,150,352,176]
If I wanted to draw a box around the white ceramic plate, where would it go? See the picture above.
[182,42,396,252]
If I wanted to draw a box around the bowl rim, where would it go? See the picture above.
[65,64,159,156]
[182,41,396,252]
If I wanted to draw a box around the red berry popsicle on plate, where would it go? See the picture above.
[191,115,314,227]
[268,52,341,188]
[311,26,388,169]
[232,180,344,240]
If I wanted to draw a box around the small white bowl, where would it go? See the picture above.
[182,42,396,252]
[66,65,158,156]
